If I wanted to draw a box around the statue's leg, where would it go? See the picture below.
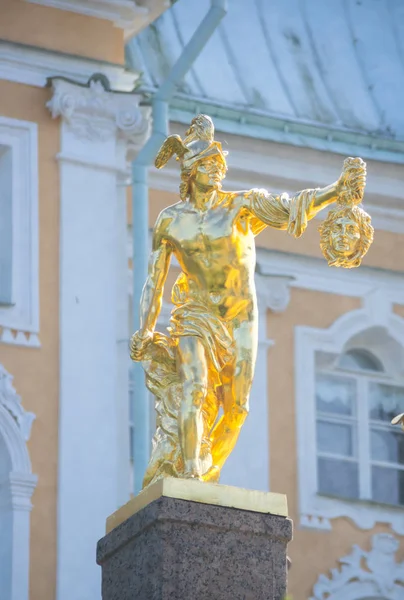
[177,335,208,478]
[209,319,257,471]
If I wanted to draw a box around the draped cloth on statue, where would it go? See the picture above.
[140,188,317,488]
[247,187,317,237]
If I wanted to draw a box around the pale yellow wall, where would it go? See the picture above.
[0,0,124,63]
[394,304,404,319]
[0,79,60,600]
[267,288,404,599]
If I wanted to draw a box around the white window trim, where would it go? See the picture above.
[316,365,404,504]
[310,533,404,600]
[0,117,39,347]
[295,294,404,533]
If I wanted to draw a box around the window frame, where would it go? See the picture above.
[295,308,404,534]
[316,360,404,506]
[0,116,39,346]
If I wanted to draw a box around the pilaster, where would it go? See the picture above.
[47,75,150,600]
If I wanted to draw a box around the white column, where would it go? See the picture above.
[47,76,149,600]
[8,473,37,600]
[221,273,292,491]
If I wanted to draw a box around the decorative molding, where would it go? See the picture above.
[255,272,294,314]
[24,0,170,40]
[310,534,404,600]
[295,299,404,534]
[0,116,39,343]
[0,363,37,600]
[47,75,150,147]
[0,40,140,90]
[0,365,35,442]
[0,471,38,511]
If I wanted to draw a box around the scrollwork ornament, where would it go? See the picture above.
[47,76,149,143]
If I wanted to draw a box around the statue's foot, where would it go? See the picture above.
[203,465,220,483]
[183,471,203,481]
[183,459,202,480]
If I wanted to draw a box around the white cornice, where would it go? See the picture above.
[24,0,169,40]
[0,40,140,90]
[26,0,146,23]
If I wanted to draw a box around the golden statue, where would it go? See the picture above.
[392,414,404,431]
[130,114,373,489]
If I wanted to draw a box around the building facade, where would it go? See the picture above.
[0,0,403,599]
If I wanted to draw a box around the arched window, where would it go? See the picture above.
[0,365,37,600]
[316,348,404,506]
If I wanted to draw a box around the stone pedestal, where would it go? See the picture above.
[97,478,293,600]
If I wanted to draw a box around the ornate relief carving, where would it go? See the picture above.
[0,364,35,441]
[47,74,150,145]
[255,272,294,313]
[311,534,404,600]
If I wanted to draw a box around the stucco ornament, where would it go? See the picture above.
[46,74,150,144]
[0,364,35,441]
[310,534,404,600]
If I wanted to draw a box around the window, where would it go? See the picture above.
[0,117,39,345]
[0,146,12,305]
[316,349,404,507]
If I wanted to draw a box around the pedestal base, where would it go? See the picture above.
[97,479,293,600]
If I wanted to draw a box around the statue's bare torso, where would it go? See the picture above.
[156,192,257,321]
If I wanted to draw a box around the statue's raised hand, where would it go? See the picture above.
[130,329,153,362]
[337,157,367,206]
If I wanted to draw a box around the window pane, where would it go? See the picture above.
[339,349,383,372]
[316,374,356,416]
[369,383,404,422]
[371,429,404,465]
[318,457,359,499]
[372,466,404,506]
[317,421,355,457]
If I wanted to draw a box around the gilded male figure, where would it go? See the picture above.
[130,115,368,488]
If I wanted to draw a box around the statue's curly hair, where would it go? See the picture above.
[179,156,227,201]
[319,205,374,268]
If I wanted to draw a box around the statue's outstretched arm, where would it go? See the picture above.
[245,157,366,238]
[130,219,172,361]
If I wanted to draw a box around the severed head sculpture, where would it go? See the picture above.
[319,157,374,268]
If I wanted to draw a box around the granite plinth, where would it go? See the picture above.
[97,480,293,600]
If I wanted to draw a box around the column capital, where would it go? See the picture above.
[46,74,151,149]
[255,272,294,313]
